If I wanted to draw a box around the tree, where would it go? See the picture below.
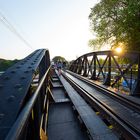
[52,56,67,63]
[0,59,19,71]
[89,0,140,51]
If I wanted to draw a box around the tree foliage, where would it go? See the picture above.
[0,59,19,71]
[52,56,67,63]
[89,0,140,51]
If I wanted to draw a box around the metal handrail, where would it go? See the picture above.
[5,65,51,140]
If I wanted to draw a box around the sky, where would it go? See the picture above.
[0,0,100,61]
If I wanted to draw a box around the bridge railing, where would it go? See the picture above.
[0,49,51,139]
[69,50,140,95]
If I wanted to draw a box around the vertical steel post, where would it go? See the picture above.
[91,53,97,80]
[78,58,82,74]
[83,56,88,77]
[73,61,77,73]
[130,67,132,91]
[132,54,140,95]
[74,60,78,73]
[103,52,111,86]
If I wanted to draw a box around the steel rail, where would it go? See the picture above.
[5,66,51,140]
[66,70,140,113]
[62,71,140,140]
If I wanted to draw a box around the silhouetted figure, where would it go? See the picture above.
[63,61,66,71]
[57,61,62,75]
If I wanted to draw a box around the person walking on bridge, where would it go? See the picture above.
[57,61,62,76]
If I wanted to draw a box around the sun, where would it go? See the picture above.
[115,47,122,53]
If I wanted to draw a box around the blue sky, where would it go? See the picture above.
[0,0,99,60]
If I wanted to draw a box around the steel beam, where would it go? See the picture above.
[132,54,140,95]
[103,53,111,86]
[0,49,50,139]
[91,53,97,80]
[70,50,140,95]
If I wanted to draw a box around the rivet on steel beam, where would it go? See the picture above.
[31,62,34,65]
[7,95,15,102]
[28,66,32,69]
[20,62,24,65]
[0,84,3,88]
[11,70,16,73]
[4,76,10,80]
[24,70,29,73]
[32,69,36,73]
[16,66,20,69]
[15,84,22,88]
[0,113,5,120]
[21,76,26,79]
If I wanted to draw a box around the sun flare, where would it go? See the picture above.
[115,47,122,53]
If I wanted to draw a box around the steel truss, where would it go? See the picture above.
[0,49,51,140]
[70,51,140,95]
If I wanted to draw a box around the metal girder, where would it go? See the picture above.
[91,53,97,80]
[103,53,111,86]
[77,58,82,74]
[83,56,88,77]
[0,49,50,139]
[132,54,140,94]
[69,50,140,95]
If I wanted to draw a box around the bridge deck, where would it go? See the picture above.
[51,74,69,103]
[48,102,88,140]
[48,74,88,140]
[58,71,118,140]
[64,72,140,137]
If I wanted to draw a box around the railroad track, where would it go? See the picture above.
[66,70,140,113]
[62,70,140,140]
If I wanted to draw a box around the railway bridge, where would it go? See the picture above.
[0,49,140,140]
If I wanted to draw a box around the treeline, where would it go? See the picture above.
[89,0,140,51]
[0,59,19,71]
